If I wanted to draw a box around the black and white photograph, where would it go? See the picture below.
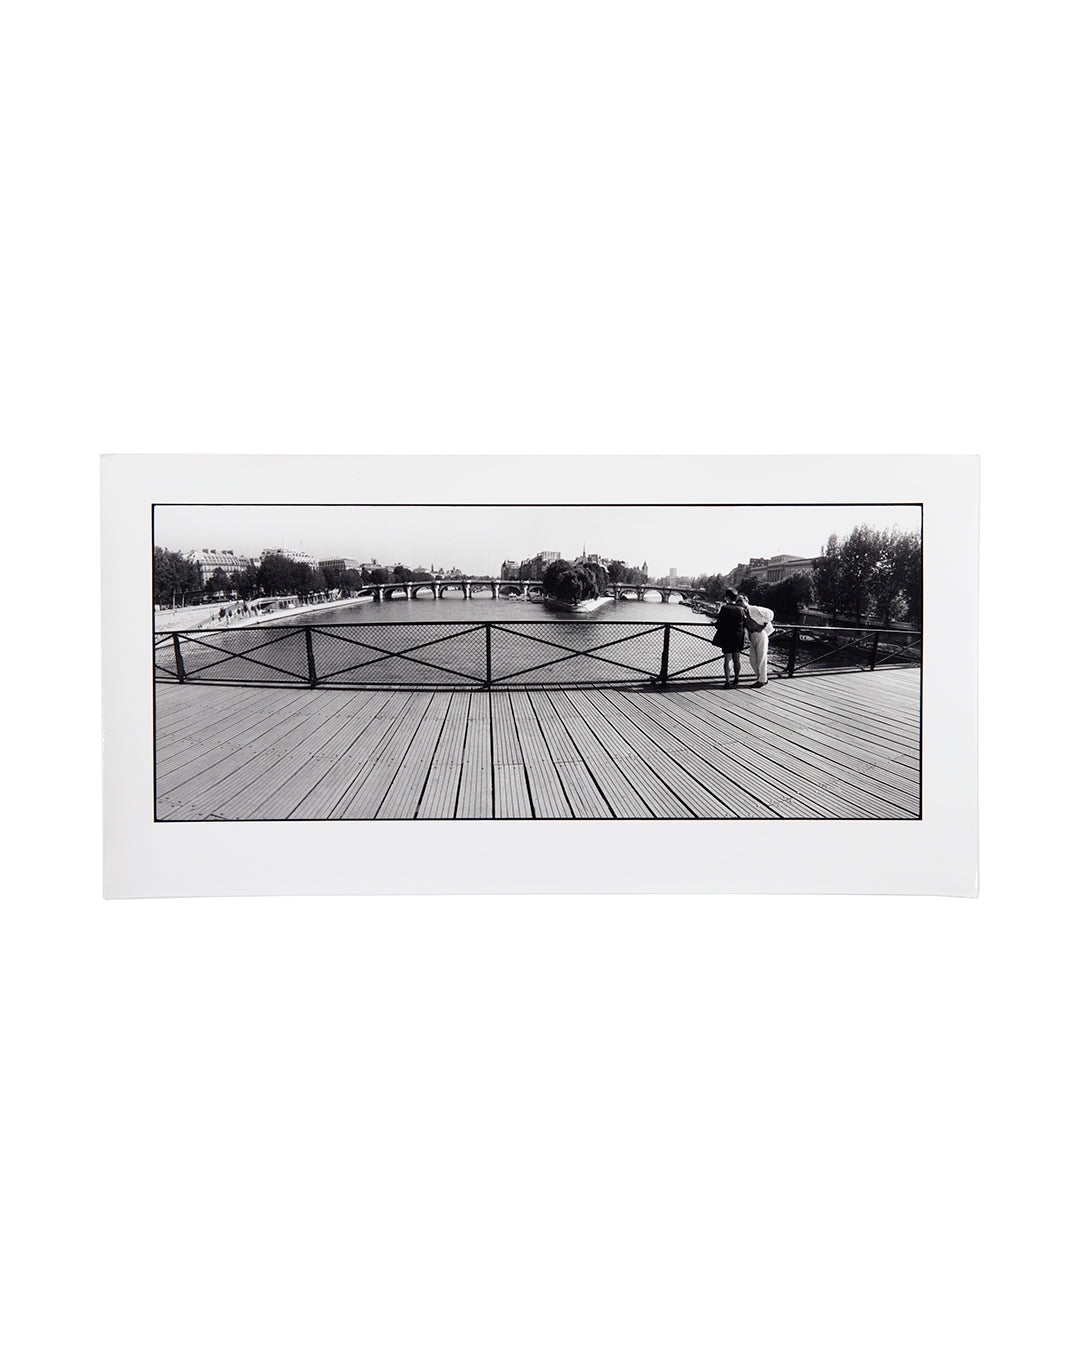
[10,1,1076,1346]
[152,502,923,823]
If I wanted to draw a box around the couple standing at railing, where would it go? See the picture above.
[712,588,775,689]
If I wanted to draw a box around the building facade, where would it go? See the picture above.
[519,550,561,580]
[260,546,317,569]
[318,557,363,579]
[184,549,255,586]
[728,553,814,587]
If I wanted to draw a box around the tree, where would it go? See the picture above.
[234,564,260,601]
[874,528,922,626]
[760,573,812,622]
[607,559,628,584]
[206,566,232,596]
[840,524,884,624]
[258,552,309,596]
[153,547,201,606]
[894,531,922,625]
[542,559,607,602]
[810,525,922,626]
[811,533,845,621]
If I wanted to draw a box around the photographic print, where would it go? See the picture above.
[151,501,923,824]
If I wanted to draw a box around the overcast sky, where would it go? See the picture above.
[154,503,921,578]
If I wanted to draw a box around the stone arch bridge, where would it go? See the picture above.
[354,579,707,604]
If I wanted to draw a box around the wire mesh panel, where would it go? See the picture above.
[663,624,729,683]
[310,622,488,686]
[153,620,921,689]
[173,627,311,684]
[489,621,666,685]
[869,631,922,669]
[154,634,179,680]
[780,627,922,677]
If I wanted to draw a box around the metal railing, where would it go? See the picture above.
[154,620,921,690]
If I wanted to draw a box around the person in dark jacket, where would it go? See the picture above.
[713,588,747,688]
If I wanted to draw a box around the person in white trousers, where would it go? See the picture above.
[739,595,775,687]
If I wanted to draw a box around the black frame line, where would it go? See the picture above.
[151,500,924,823]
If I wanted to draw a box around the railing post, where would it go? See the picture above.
[787,627,800,678]
[304,626,318,686]
[870,631,879,671]
[172,631,186,684]
[485,623,493,688]
[659,623,671,685]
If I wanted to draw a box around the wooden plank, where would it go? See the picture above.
[154,680,275,726]
[735,684,919,759]
[221,692,386,820]
[456,691,493,818]
[610,691,787,819]
[334,693,435,819]
[287,692,412,819]
[508,692,572,819]
[681,686,921,795]
[416,692,470,819]
[154,684,270,735]
[771,675,920,745]
[618,690,829,819]
[377,693,454,819]
[153,666,922,823]
[561,690,695,818]
[673,689,920,814]
[754,687,921,772]
[626,689,897,819]
[566,690,737,819]
[529,690,613,818]
[776,684,920,744]
[491,691,532,819]
[155,687,312,774]
[719,688,922,791]
[158,690,362,821]
[156,689,341,801]
[544,689,654,818]
[155,686,313,772]
[631,691,896,819]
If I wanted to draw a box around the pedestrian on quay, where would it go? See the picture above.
[740,594,775,687]
[712,588,747,688]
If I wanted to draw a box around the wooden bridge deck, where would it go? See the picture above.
[154,668,921,821]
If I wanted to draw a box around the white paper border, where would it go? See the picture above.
[103,454,977,897]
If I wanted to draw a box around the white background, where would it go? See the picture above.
[5,4,1077,1348]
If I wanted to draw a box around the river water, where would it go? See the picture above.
[272,594,714,629]
[265,594,719,685]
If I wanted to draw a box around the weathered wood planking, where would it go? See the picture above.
[155,668,921,821]
[507,692,573,819]
[456,690,493,819]
[416,692,471,820]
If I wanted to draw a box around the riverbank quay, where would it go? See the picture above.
[154,594,373,633]
[154,666,920,821]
